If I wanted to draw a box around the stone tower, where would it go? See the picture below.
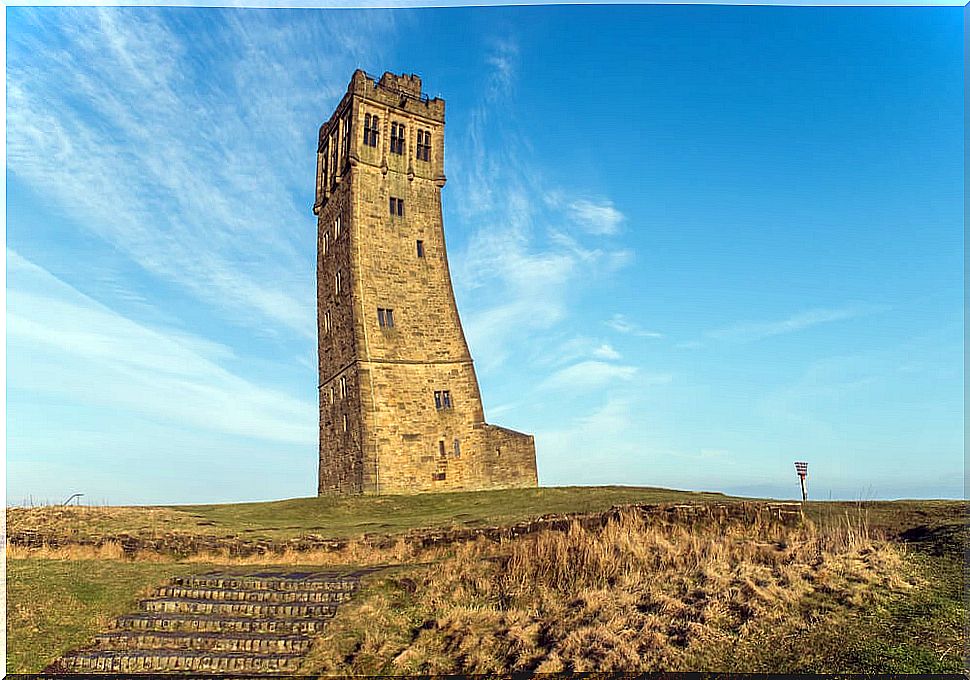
[314,70,538,495]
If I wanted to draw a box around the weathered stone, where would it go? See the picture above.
[48,570,361,675]
[315,70,538,495]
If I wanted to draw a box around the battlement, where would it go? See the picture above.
[379,71,422,97]
[347,69,445,121]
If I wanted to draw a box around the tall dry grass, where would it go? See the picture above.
[304,508,914,674]
[5,534,432,566]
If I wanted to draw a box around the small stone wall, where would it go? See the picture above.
[8,501,803,559]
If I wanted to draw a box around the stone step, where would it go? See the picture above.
[172,571,359,592]
[62,649,304,674]
[153,584,354,603]
[94,630,312,653]
[140,597,337,618]
[114,612,327,635]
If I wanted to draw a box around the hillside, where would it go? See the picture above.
[8,485,740,545]
[6,486,967,674]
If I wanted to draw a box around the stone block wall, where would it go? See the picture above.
[316,70,537,495]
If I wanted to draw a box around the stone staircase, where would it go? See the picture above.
[50,570,361,675]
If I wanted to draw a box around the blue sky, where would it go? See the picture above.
[6,5,963,504]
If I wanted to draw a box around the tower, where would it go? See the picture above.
[314,70,538,495]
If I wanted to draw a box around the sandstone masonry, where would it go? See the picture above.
[314,70,538,495]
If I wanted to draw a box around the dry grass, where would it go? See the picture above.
[6,535,433,566]
[302,508,916,674]
[7,505,193,536]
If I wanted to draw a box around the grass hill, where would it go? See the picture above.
[6,486,967,674]
[8,486,741,545]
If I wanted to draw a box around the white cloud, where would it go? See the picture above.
[708,304,889,342]
[6,8,395,339]
[7,249,315,445]
[451,43,633,373]
[606,313,664,338]
[567,199,625,235]
[538,360,665,392]
[592,343,622,360]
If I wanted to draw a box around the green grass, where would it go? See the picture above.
[171,485,740,536]
[10,486,964,548]
[9,485,741,542]
[750,551,966,673]
[5,559,202,674]
[6,491,966,674]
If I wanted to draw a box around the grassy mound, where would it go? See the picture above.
[300,507,963,674]
[8,486,739,542]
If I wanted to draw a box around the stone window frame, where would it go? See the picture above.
[324,310,332,335]
[342,414,349,432]
[434,390,452,410]
[334,214,341,239]
[323,231,330,255]
[341,112,351,164]
[329,130,338,190]
[377,307,395,329]
[389,197,405,218]
[363,113,380,147]
[334,270,342,297]
[454,439,461,458]
[340,376,347,399]
[416,129,431,162]
[416,240,424,258]
[432,471,446,481]
[390,122,406,155]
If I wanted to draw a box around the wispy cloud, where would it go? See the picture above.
[451,39,633,371]
[567,198,625,235]
[7,249,316,445]
[606,313,664,338]
[592,343,622,360]
[708,304,888,342]
[540,360,639,391]
[7,8,395,339]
